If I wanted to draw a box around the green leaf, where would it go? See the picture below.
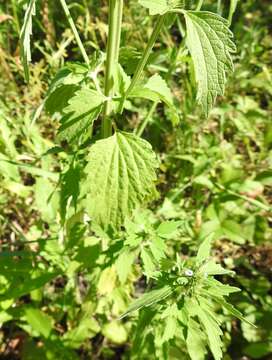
[115,248,136,284]
[150,237,166,262]
[60,163,81,223]
[141,247,156,278]
[45,63,90,116]
[63,318,100,348]
[0,272,59,301]
[195,302,223,360]
[59,88,104,143]
[130,74,173,107]
[199,260,234,276]
[161,316,178,343]
[85,131,159,230]
[20,0,36,82]
[156,220,182,238]
[120,285,173,319]
[139,0,184,15]
[215,298,256,327]
[187,319,207,360]
[203,278,240,297]
[102,321,128,344]
[196,234,213,264]
[24,308,54,338]
[183,11,236,116]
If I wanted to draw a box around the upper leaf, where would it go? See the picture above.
[58,88,104,142]
[130,74,173,107]
[183,11,236,116]
[85,131,159,229]
[196,234,213,265]
[20,0,36,82]
[139,0,184,15]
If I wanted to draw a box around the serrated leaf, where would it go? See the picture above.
[60,163,81,223]
[45,63,90,116]
[141,247,156,279]
[20,0,36,82]
[183,11,236,116]
[199,260,234,276]
[120,285,173,319]
[203,278,240,297]
[161,316,177,343]
[63,318,100,348]
[58,88,104,142]
[195,303,223,360]
[139,0,184,15]
[24,308,53,338]
[150,237,166,262]
[214,298,256,327]
[85,131,159,229]
[156,220,182,238]
[196,234,213,264]
[187,319,207,360]
[130,74,173,107]
[115,248,136,284]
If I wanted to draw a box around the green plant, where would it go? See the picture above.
[0,0,263,359]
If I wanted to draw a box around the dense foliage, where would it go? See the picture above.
[0,0,271,359]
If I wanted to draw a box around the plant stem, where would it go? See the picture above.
[102,0,123,138]
[59,0,89,66]
[217,0,222,14]
[196,0,204,11]
[136,102,157,137]
[120,15,166,112]
[135,22,186,136]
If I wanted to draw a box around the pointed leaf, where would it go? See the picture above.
[20,0,36,82]
[120,285,173,319]
[85,131,159,229]
[200,260,234,276]
[187,319,207,360]
[215,298,256,327]
[195,303,223,360]
[59,88,104,142]
[130,74,173,107]
[139,0,184,15]
[196,234,213,264]
[24,308,54,338]
[183,11,236,116]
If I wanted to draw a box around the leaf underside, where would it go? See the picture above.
[85,131,159,230]
[184,11,236,116]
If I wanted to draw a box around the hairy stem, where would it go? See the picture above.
[59,0,89,65]
[120,15,166,113]
[102,0,123,138]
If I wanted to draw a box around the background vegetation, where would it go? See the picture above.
[0,0,271,359]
